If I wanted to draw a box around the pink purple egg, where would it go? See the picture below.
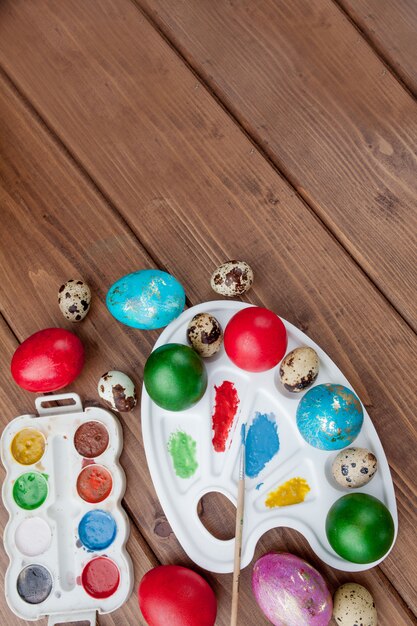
[252,552,332,626]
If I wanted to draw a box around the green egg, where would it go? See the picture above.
[326,493,394,563]
[144,343,208,411]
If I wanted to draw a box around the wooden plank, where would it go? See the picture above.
[0,316,158,626]
[129,0,417,330]
[0,2,416,621]
[0,74,273,626]
[338,0,417,97]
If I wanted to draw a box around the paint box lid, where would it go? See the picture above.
[1,393,133,623]
[141,300,397,574]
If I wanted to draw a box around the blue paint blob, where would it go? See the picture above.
[78,510,117,551]
[245,412,280,478]
[255,482,264,491]
[106,269,185,329]
[296,383,363,450]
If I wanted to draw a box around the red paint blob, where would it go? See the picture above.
[138,565,217,626]
[77,465,112,503]
[81,557,120,599]
[11,328,85,392]
[224,307,287,372]
[212,381,240,452]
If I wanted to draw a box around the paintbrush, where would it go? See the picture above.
[230,424,246,626]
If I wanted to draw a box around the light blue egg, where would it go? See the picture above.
[106,269,185,329]
[296,383,363,450]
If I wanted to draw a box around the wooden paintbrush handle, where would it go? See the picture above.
[230,477,245,626]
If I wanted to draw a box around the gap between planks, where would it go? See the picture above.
[331,0,417,100]
[130,0,417,337]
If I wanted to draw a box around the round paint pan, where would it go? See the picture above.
[11,428,46,465]
[78,510,117,551]
[81,557,120,599]
[17,564,53,604]
[15,517,52,556]
[74,421,109,459]
[76,464,113,503]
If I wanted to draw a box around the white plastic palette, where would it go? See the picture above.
[1,393,133,624]
[141,301,397,574]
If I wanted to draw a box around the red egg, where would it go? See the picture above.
[224,307,287,372]
[11,328,85,392]
[138,565,217,626]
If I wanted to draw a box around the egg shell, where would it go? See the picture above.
[252,552,332,626]
[296,383,363,450]
[210,260,253,296]
[187,313,223,358]
[333,583,377,626]
[144,344,208,411]
[106,269,185,329]
[224,306,287,372]
[326,493,395,563]
[58,279,91,322]
[280,346,319,392]
[332,447,378,489]
[98,370,137,412]
[11,328,85,392]
[138,565,217,626]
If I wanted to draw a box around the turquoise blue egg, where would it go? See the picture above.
[296,383,363,450]
[106,269,185,329]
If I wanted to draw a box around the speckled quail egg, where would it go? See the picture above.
[58,279,91,322]
[210,260,253,296]
[187,313,223,358]
[332,447,378,489]
[98,370,137,412]
[279,346,319,392]
[333,583,377,626]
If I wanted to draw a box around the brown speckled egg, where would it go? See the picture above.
[333,583,377,626]
[332,447,378,489]
[279,346,319,392]
[187,313,223,358]
[210,261,253,296]
[58,279,91,322]
[98,370,137,412]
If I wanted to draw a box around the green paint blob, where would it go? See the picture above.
[13,472,48,510]
[168,431,198,479]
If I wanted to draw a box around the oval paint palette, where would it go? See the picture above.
[1,393,133,623]
[141,301,397,573]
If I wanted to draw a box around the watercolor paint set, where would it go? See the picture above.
[1,393,133,624]
[141,301,397,574]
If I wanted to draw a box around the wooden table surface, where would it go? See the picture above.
[0,1,416,624]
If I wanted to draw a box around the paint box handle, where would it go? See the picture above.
[48,610,96,625]
[35,393,83,416]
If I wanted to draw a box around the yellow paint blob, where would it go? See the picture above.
[11,429,46,465]
[265,477,310,508]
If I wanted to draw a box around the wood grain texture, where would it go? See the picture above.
[132,0,417,331]
[0,0,416,622]
[337,0,417,96]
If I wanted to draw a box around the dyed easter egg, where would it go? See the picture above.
[332,447,378,489]
[252,553,332,626]
[224,307,287,372]
[106,269,185,329]
[333,583,377,626]
[326,493,395,563]
[144,344,207,411]
[58,279,91,322]
[210,260,254,296]
[11,328,85,393]
[138,565,217,626]
[187,313,223,358]
[296,384,363,450]
[98,370,137,412]
[279,347,319,393]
